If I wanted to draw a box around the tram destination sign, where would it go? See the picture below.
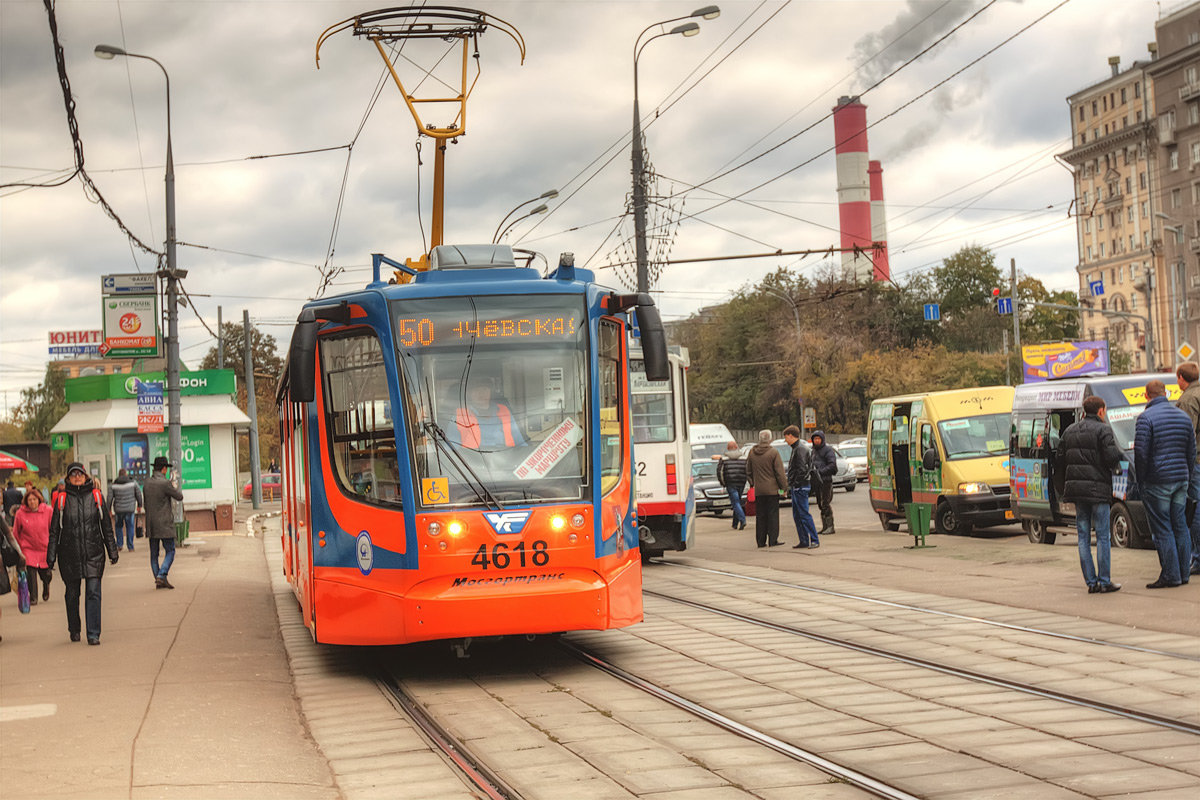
[393,299,585,348]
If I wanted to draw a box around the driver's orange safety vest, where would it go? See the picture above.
[455,405,516,448]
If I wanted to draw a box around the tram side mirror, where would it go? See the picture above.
[289,309,318,403]
[922,447,941,472]
[635,298,669,382]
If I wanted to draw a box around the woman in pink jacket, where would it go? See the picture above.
[13,490,53,604]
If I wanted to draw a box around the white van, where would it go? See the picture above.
[689,423,735,461]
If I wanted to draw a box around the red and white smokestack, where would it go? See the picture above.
[833,96,873,283]
[868,160,890,282]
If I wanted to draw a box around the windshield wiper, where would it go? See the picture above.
[423,421,505,511]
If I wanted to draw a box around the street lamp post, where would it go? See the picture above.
[492,189,558,243]
[96,44,184,518]
[632,6,719,294]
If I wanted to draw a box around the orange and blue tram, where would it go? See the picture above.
[276,244,670,645]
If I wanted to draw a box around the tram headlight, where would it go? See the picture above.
[427,521,442,537]
[447,520,465,536]
[570,513,585,529]
[550,515,567,531]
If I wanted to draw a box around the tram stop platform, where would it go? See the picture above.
[0,501,340,800]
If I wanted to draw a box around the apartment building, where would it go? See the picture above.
[1061,57,1161,371]
[1146,2,1200,363]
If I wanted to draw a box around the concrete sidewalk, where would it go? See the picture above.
[0,503,339,800]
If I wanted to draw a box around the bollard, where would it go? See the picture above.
[904,502,934,549]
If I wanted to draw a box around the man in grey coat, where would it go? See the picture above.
[143,456,184,589]
[107,468,143,552]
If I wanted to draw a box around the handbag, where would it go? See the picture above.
[136,523,144,539]
[16,569,29,614]
[0,535,18,568]
[747,487,756,503]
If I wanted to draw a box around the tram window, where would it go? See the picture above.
[598,319,623,495]
[630,359,674,443]
[321,331,403,507]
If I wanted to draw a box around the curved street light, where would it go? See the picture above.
[632,6,719,294]
[492,189,558,243]
[95,43,189,514]
[494,204,549,243]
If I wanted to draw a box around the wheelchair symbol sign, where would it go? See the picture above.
[422,477,449,505]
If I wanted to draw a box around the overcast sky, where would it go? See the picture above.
[0,0,1174,414]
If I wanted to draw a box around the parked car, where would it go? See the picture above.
[243,473,282,499]
[828,446,858,492]
[691,459,731,516]
[835,441,869,482]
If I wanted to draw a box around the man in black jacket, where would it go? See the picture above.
[1056,396,1126,593]
[784,426,819,549]
[810,431,838,535]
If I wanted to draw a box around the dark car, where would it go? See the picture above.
[691,459,732,516]
[243,473,282,499]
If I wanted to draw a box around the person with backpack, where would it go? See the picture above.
[47,463,118,645]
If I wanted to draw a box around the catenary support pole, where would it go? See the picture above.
[244,310,261,510]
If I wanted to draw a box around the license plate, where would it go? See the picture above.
[1004,509,1014,520]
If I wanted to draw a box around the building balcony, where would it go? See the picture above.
[1181,82,1200,102]
[1190,235,1200,253]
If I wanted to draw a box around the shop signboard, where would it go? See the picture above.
[48,329,103,358]
[51,433,73,451]
[101,295,160,357]
[66,370,237,403]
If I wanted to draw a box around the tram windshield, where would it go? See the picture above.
[392,295,590,507]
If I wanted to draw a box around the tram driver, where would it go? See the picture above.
[453,379,528,450]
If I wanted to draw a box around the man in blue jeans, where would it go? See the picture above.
[783,426,819,549]
[1056,396,1125,592]
[1135,379,1197,589]
[107,468,143,551]
[716,441,747,531]
[1175,362,1200,576]
[143,457,184,589]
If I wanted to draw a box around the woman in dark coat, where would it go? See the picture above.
[47,463,118,645]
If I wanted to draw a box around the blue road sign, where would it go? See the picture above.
[1089,279,1104,297]
[923,303,940,321]
[997,297,1013,315]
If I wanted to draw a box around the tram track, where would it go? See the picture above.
[644,588,1200,735]
[373,658,525,800]
[653,560,1200,662]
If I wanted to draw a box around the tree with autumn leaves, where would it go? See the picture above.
[672,245,1083,434]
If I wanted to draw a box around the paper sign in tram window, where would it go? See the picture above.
[422,477,450,505]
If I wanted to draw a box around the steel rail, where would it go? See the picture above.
[374,665,524,800]
[646,589,1200,736]
[653,560,1200,662]
[559,639,923,800]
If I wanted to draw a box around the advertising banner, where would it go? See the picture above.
[117,426,213,490]
[136,380,164,433]
[48,330,103,358]
[102,295,160,357]
[1021,341,1109,384]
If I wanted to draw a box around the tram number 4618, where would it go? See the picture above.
[471,541,550,570]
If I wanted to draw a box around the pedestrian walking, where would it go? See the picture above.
[3,480,22,525]
[143,456,184,589]
[47,462,118,645]
[746,430,787,548]
[1175,362,1200,577]
[107,468,143,552]
[1056,395,1126,593]
[12,489,54,604]
[810,430,838,535]
[783,425,820,549]
[716,441,747,531]
[1134,379,1197,589]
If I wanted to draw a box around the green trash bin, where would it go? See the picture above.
[174,519,190,546]
[903,502,933,548]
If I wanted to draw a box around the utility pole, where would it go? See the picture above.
[244,310,261,509]
[1010,258,1022,384]
[217,306,223,370]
